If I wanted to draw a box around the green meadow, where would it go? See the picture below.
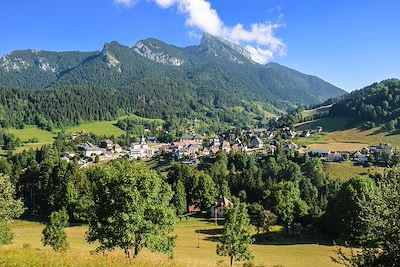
[0,218,342,267]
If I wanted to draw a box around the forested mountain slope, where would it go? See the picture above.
[329,79,400,126]
[0,34,345,129]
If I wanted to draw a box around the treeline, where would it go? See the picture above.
[330,79,400,129]
[0,85,269,135]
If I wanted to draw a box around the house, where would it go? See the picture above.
[81,142,103,158]
[180,135,201,143]
[250,137,263,149]
[188,204,201,214]
[61,152,76,159]
[370,144,393,154]
[327,152,343,162]
[213,137,221,147]
[301,130,311,137]
[232,144,247,153]
[210,196,233,218]
[284,143,298,153]
[78,158,88,168]
[221,140,231,153]
[60,156,70,162]
[202,147,211,156]
[210,145,220,155]
[253,128,268,136]
[127,138,154,160]
[357,155,369,164]
[307,148,330,157]
[284,129,296,139]
[100,139,113,149]
[228,133,236,140]
[266,131,274,140]
[113,144,123,153]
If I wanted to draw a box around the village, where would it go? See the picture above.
[60,124,396,170]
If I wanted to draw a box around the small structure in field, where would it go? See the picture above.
[210,196,233,218]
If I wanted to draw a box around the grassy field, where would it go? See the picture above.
[0,218,342,267]
[295,117,400,150]
[64,120,125,137]
[324,161,384,182]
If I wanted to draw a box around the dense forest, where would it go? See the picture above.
[329,79,400,129]
[0,84,272,135]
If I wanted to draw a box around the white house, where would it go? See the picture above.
[82,142,103,158]
[210,196,233,218]
[127,137,154,160]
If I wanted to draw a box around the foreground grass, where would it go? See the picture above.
[0,219,342,267]
[324,161,384,182]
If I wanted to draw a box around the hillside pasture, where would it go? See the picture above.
[324,161,384,181]
[64,120,125,137]
[295,116,400,150]
[0,218,342,267]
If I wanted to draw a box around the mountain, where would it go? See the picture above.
[0,34,346,130]
[0,34,345,106]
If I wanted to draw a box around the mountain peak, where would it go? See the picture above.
[199,33,253,64]
[133,38,185,66]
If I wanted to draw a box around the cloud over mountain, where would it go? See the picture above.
[115,0,286,63]
[152,0,286,64]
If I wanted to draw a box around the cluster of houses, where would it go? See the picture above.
[306,144,394,164]
[159,134,251,165]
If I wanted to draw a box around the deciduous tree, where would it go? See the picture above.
[86,161,177,258]
[217,202,254,267]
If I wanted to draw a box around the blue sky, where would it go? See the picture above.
[1,0,399,91]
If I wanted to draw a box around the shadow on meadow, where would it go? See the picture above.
[252,232,334,246]
[198,226,335,246]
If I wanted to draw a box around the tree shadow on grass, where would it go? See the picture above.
[198,228,223,236]
[252,232,334,246]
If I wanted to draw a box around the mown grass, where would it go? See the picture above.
[7,125,56,143]
[0,218,342,267]
[324,161,384,182]
[64,120,125,137]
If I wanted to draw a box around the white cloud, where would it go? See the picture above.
[151,0,286,63]
[114,0,138,7]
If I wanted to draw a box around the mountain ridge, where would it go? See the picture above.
[0,34,346,109]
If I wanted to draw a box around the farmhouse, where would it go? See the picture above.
[210,196,233,218]
[81,142,103,158]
